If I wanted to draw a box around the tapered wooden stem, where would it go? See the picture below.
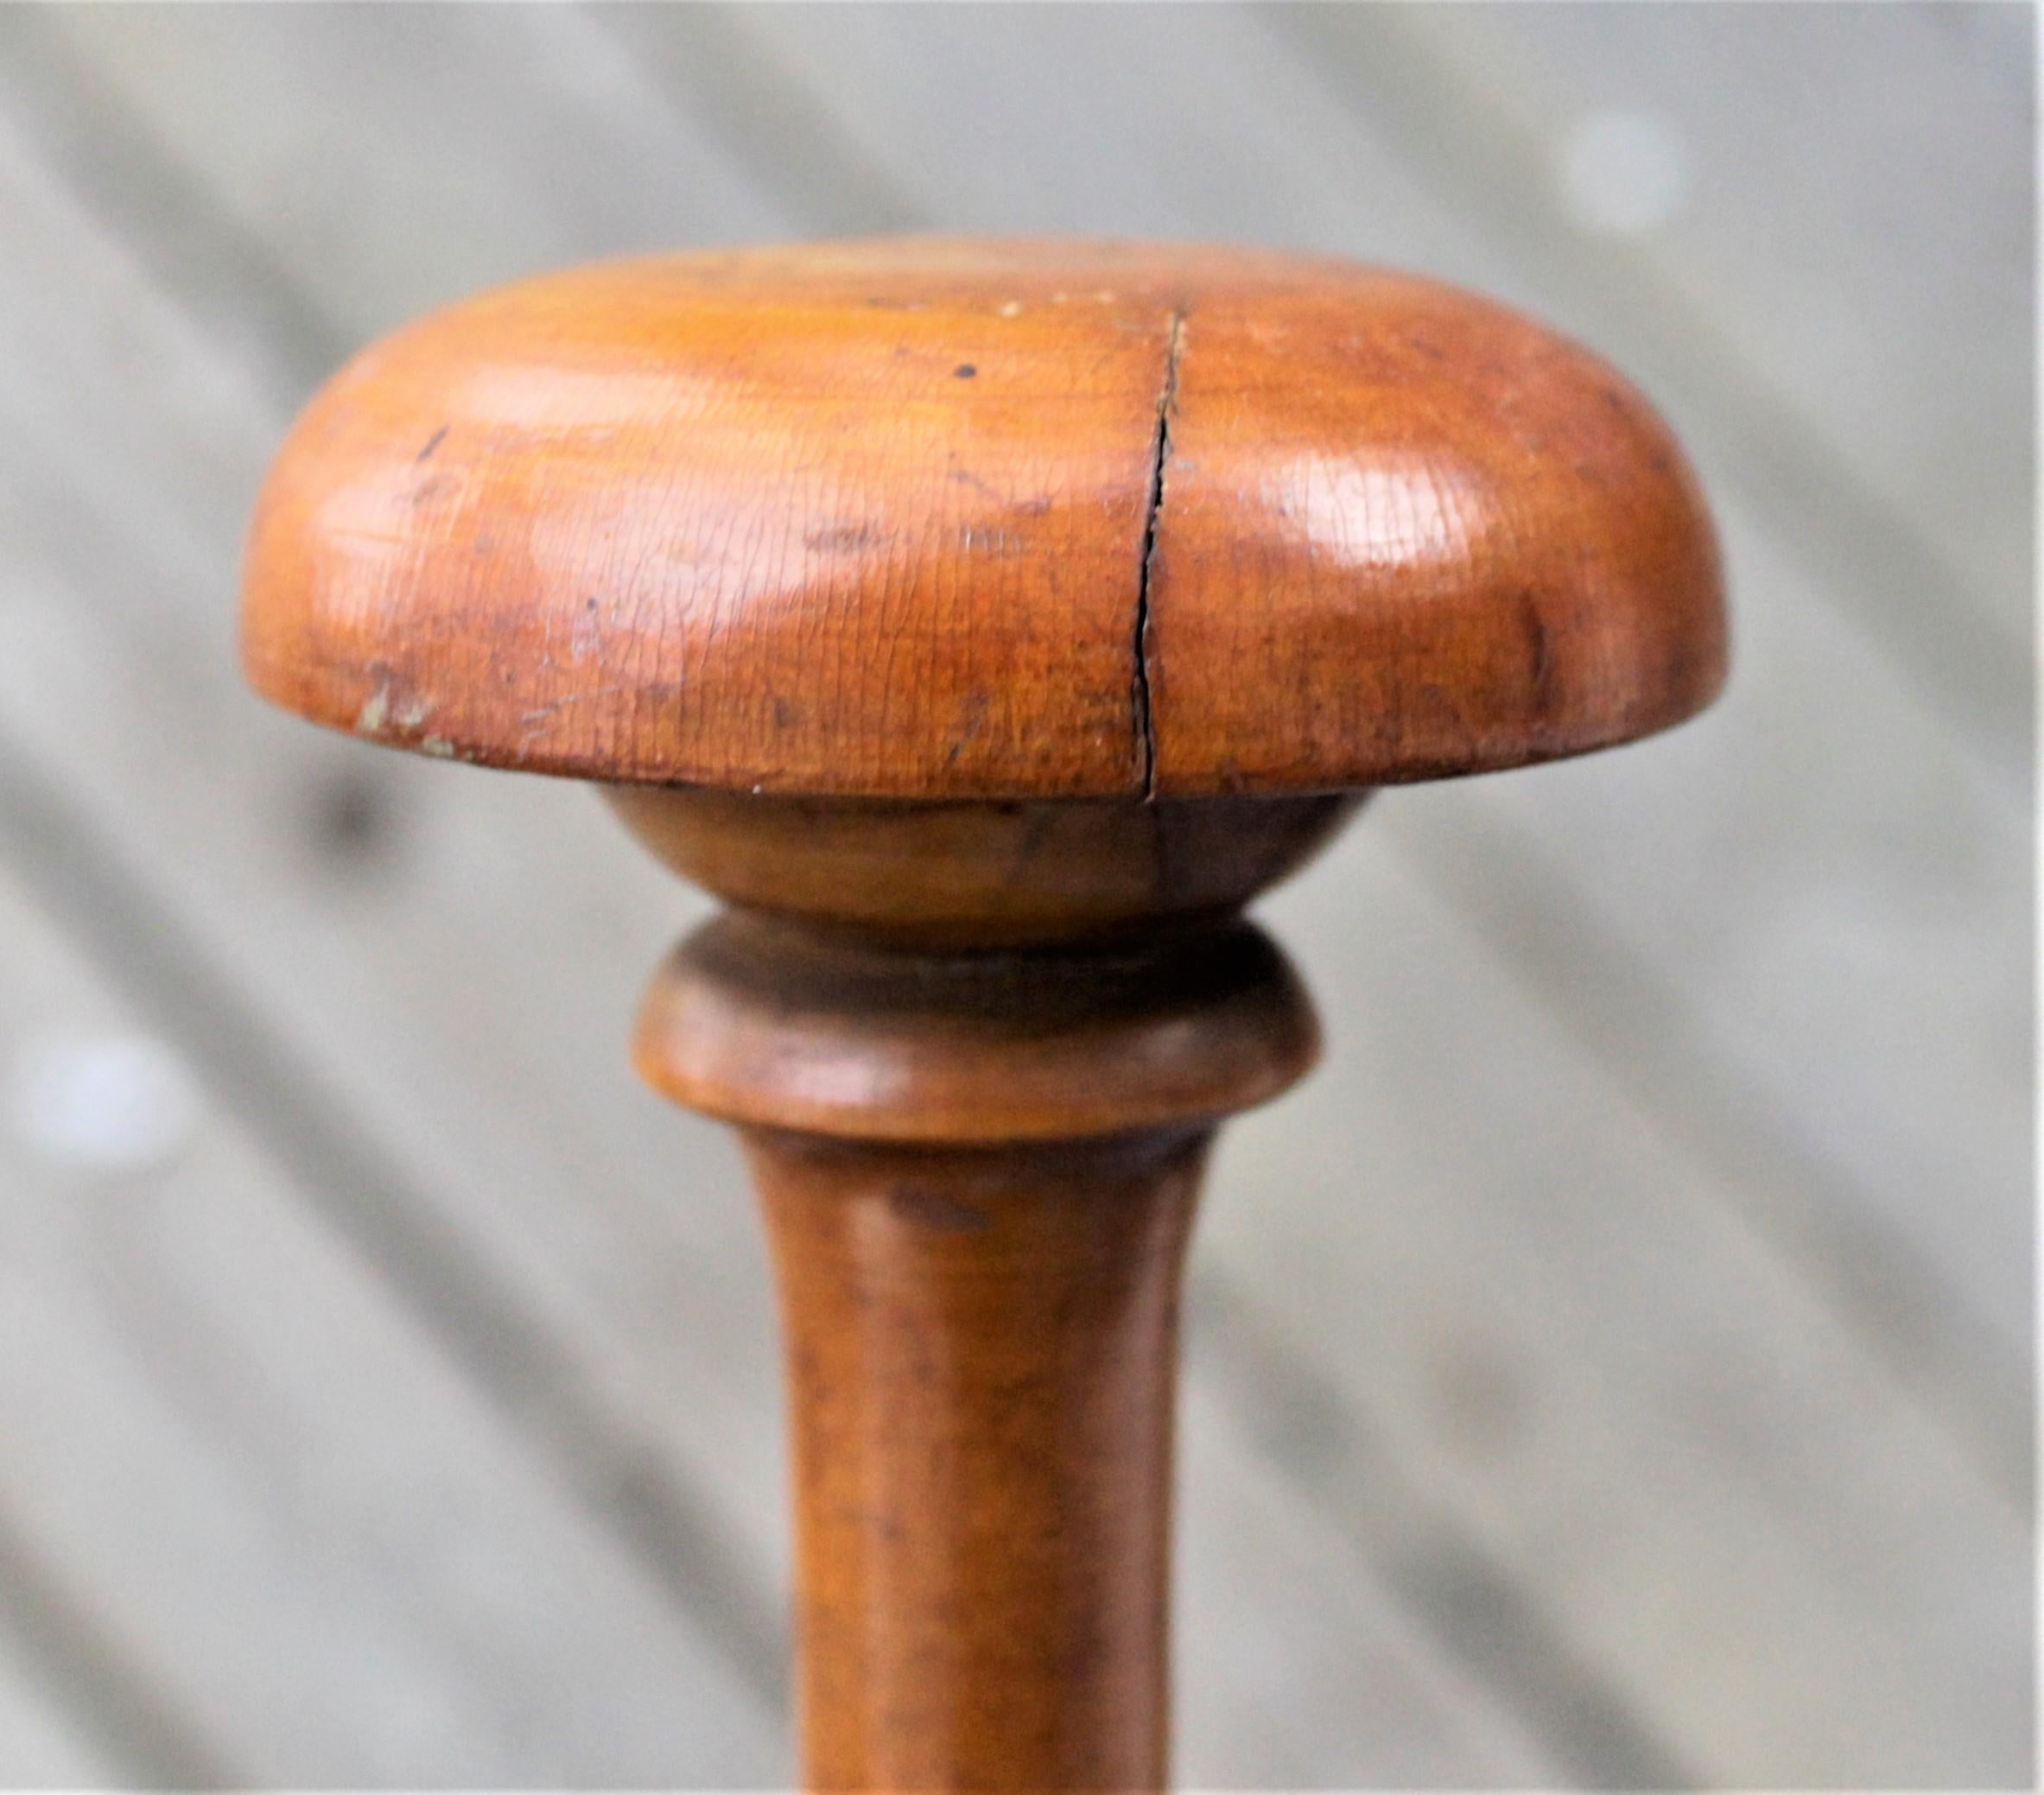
[614,790,1337,1791]
[748,1127,1205,1792]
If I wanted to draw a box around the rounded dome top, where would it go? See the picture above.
[241,238,1725,798]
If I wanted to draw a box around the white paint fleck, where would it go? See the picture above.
[420,735,457,758]
[1557,110,1687,237]
[8,1031,204,1173]
[998,301,1024,319]
[353,676,430,734]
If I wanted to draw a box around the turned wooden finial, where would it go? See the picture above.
[240,238,1725,1792]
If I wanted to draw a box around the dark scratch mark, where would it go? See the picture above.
[953,363,977,379]
[943,691,990,766]
[1003,806,1061,889]
[1518,589,1557,718]
[806,523,887,554]
[1133,311,1186,801]
[948,466,1001,501]
[415,424,449,464]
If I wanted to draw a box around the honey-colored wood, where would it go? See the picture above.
[635,908,1319,1145]
[608,787,1363,949]
[241,238,1723,800]
[238,238,1728,1791]
[622,814,1320,1790]
[747,1126,1204,1794]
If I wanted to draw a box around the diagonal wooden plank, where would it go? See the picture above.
[1173,1374,1565,1789]
[1232,833,2029,1785]
[0,1510,213,1788]
[595,0,925,239]
[0,859,783,1785]
[11,1,790,356]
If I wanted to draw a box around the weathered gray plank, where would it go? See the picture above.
[0,1586,146,1788]
[0,58,800,1646]
[1175,1378,1558,1788]
[1236,834,2028,1785]
[1381,538,2031,1487]
[25,1,789,358]
[0,861,783,1785]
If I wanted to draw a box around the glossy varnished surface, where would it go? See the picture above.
[1149,272,1725,790]
[623,796,1336,1790]
[635,910,1320,1143]
[242,238,1725,798]
[608,786,1363,948]
[749,1126,1203,1792]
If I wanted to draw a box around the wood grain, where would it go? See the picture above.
[619,799,1331,1787]
[610,786,1361,948]
[241,238,1725,799]
[751,1126,1203,1792]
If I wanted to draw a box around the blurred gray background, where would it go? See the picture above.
[0,3,2030,1788]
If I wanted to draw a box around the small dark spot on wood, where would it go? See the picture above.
[771,695,803,730]
[806,524,886,554]
[1517,590,1557,715]
[415,425,449,463]
[953,364,977,379]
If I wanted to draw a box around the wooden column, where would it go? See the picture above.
[238,238,1725,1792]
[617,799,1340,1788]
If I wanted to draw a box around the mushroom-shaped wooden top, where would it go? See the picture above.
[241,238,1724,801]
